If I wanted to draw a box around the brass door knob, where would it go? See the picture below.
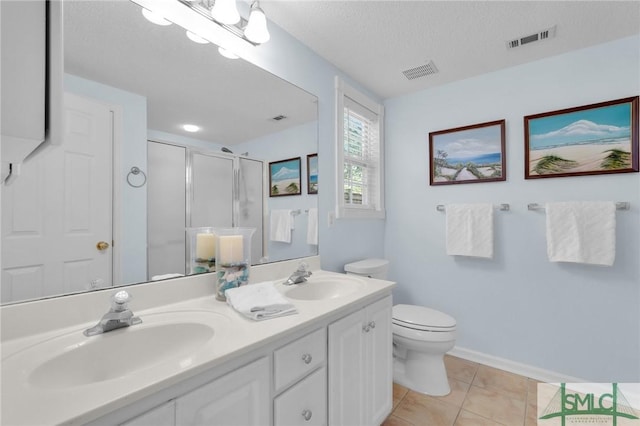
[96,241,110,251]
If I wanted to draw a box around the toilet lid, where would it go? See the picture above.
[392,304,456,331]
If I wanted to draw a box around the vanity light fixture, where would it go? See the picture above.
[186,30,209,44]
[142,8,172,26]
[210,0,240,25]
[182,124,201,132]
[244,1,270,44]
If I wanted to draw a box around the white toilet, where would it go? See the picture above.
[344,258,457,397]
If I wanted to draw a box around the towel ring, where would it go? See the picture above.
[126,166,147,188]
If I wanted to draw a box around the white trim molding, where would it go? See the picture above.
[449,346,588,383]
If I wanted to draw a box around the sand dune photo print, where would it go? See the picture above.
[524,96,639,179]
[429,119,506,186]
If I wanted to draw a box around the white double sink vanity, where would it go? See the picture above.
[1,257,395,426]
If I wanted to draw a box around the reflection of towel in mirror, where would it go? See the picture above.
[546,201,616,266]
[270,209,294,243]
[151,273,184,281]
[307,208,318,245]
[445,203,494,258]
[225,281,298,321]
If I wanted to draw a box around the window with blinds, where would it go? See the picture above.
[335,77,385,219]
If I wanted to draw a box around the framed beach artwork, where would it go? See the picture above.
[429,119,506,186]
[524,96,639,179]
[307,153,318,194]
[269,157,301,197]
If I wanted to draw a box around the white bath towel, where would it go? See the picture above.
[225,281,298,321]
[307,208,318,245]
[546,201,616,266]
[151,273,184,281]
[445,203,494,258]
[270,209,294,243]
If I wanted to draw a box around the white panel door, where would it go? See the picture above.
[366,296,393,426]
[1,93,113,301]
[176,357,270,426]
[328,308,367,426]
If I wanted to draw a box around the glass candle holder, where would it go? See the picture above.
[213,227,256,301]
[187,227,216,275]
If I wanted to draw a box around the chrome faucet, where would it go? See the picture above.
[83,290,142,336]
[283,262,312,285]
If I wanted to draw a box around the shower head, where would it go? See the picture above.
[221,147,233,153]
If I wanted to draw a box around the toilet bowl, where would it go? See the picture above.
[344,259,457,397]
[392,304,456,396]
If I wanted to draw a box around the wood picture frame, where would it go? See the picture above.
[524,96,639,179]
[429,119,506,186]
[269,157,301,197]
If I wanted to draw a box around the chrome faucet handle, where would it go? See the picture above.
[296,261,310,272]
[111,290,132,312]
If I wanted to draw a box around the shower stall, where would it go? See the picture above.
[147,140,264,280]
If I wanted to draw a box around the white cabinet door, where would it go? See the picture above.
[176,357,270,426]
[120,400,176,426]
[328,295,393,426]
[365,296,393,426]
[328,308,367,426]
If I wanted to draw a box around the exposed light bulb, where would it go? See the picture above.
[186,31,209,44]
[182,124,200,133]
[218,46,239,59]
[210,0,240,25]
[141,8,172,26]
[244,2,270,44]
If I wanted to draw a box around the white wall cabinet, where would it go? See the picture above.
[328,295,393,426]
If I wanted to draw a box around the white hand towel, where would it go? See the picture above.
[445,203,494,258]
[307,208,318,245]
[225,281,298,321]
[270,209,293,243]
[546,201,616,266]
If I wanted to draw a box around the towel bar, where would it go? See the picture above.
[436,203,510,212]
[527,202,630,211]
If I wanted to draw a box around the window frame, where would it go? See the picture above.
[335,77,385,219]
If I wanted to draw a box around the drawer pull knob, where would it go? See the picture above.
[363,325,370,333]
[302,409,313,421]
[368,321,376,329]
[302,353,313,364]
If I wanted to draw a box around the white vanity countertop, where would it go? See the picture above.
[1,267,395,426]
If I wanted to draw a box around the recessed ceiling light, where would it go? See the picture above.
[142,8,172,26]
[182,124,200,133]
[186,31,209,44]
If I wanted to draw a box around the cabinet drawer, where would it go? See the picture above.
[274,328,326,392]
[274,367,327,426]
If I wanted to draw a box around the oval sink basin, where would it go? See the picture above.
[284,274,365,301]
[17,311,227,389]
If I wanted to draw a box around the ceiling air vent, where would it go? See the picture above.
[402,60,438,80]
[506,25,556,49]
[271,115,287,121]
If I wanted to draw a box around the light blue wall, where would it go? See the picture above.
[384,35,640,381]
[237,121,319,262]
[237,21,386,273]
[64,74,148,285]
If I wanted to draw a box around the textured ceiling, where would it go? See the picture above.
[262,0,640,99]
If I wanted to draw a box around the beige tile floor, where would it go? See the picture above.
[383,355,541,426]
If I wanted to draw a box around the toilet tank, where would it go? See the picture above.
[344,258,389,280]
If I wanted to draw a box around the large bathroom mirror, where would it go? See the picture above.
[0,0,318,304]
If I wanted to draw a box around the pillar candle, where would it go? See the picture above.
[196,233,215,260]
[218,235,244,265]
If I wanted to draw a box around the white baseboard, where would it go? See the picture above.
[449,346,587,383]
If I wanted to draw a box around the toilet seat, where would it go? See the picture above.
[392,304,456,332]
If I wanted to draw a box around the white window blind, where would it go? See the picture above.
[335,77,385,219]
